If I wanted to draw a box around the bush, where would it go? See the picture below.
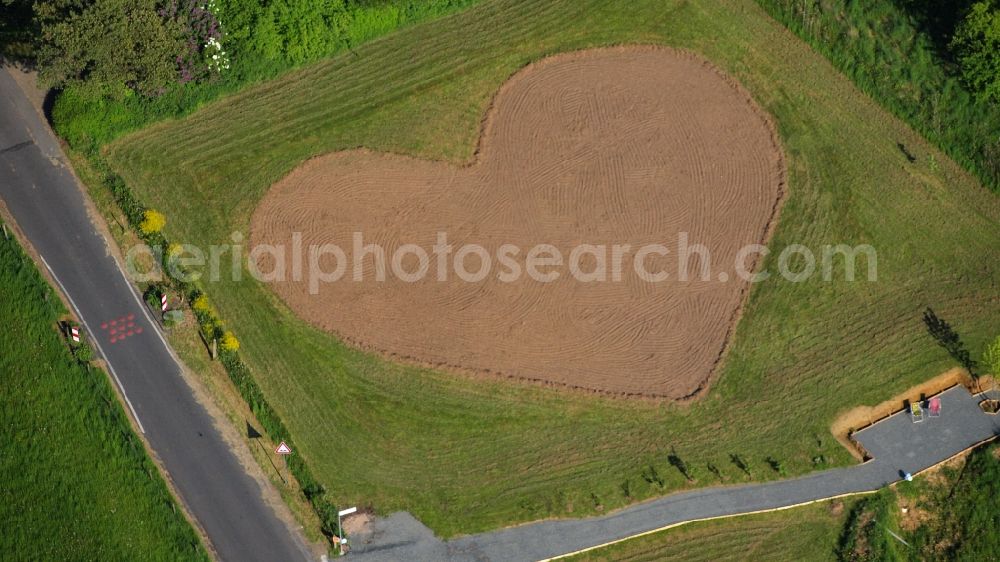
[163,309,184,328]
[909,444,1000,560]
[984,335,1000,376]
[836,488,904,561]
[139,210,166,235]
[35,0,186,98]
[951,1,1000,102]
[166,243,183,258]
[220,331,239,352]
[314,501,342,538]
[143,284,166,310]
[191,293,213,315]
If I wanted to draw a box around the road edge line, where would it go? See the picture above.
[38,254,146,434]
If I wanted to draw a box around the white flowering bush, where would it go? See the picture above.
[205,35,230,73]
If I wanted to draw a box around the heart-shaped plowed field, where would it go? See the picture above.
[251,47,785,398]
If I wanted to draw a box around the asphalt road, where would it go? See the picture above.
[0,68,312,562]
[351,385,1000,561]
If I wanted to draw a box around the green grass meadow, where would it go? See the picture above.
[0,228,208,560]
[565,499,853,562]
[103,0,1000,537]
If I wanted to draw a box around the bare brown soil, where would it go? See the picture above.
[341,512,372,536]
[251,47,785,397]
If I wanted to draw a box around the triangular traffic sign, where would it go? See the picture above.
[275,441,292,455]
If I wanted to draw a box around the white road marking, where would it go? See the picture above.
[112,257,186,366]
[38,254,146,434]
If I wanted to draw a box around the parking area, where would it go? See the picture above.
[853,385,1000,476]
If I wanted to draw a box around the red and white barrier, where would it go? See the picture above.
[160,294,168,312]
[70,326,80,343]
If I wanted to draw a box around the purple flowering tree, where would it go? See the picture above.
[159,0,229,84]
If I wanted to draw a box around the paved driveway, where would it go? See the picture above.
[350,386,999,561]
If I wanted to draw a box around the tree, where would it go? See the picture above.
[0,0,35,59]
[729,453,751,478]
[667,447,694,482]
[36,0,185,97]
[34,0,227,97]
[951,0,1000,102]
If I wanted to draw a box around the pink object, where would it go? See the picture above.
[929,396,942,416]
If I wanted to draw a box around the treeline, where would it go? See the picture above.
[0,0,34,58]
[756,0,1000,193]
[6,0,479,150]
